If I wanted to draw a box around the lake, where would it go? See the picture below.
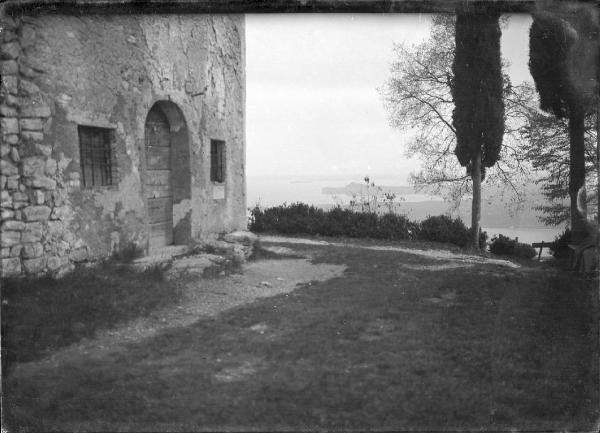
[247,175,565,250]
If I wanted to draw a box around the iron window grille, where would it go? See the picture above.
[78,125,114,188]
[210,139,225,183]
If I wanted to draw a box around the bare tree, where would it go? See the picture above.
[380,15,531,209]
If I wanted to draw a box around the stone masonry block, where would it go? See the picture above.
[22,222,43,242]
[0,60,18,75]
[10,244,22,257]
[19,98,51,118]
[1,117,19,134]
[222,230,258,246]
[0,42,20,60]
[1,229,21,247]
[1,257,21,277]
[0,145,9,158]
[21,156,45,176]
[1,15,17,30]
[0,105,18,117]
[19,79,40,96]
[12,192,27,202]
[19,25,36,49]
[22,242,44,258]
[22,205,51,221]
[21,131,43,142]
[3,29,17,43]
[35,143,52,157]
[1,247,9,258]
[31,176,56,190]
[23,257,46,274]
[45,158,57,176]
[19,118,43,131]
[3,94,18,107]
[18,61,38,79]
[1,159,18,176]
[1,209,14,220]
[34,190,45,205]
[6,177,18,190]
[69,247,88,263]
[1,220,25,231]
[1,189,12,207]
[1,76,18,94]
[51,206,73,221]
[47,255,69,271]
[3,134,19,145]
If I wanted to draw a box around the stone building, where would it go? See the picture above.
[0,2,246,277]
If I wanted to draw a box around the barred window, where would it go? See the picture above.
[210,139,225,183]
[78,126,113,188]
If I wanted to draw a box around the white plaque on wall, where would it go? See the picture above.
[213,184,225,200]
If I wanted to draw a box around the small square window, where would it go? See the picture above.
[78,125,114,188]
[210,139,225,183]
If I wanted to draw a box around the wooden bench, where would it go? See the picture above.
[531,241,553,261]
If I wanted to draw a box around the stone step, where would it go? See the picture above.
[130,244,191,270]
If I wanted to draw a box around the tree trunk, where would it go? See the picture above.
[594,103,600,270]
[569,106,587,243]
[596,103,599,271]
[471,151,482,250]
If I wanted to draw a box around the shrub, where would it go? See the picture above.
[418,215,486,248]
[377,212,419,240]
[550,228,572,258]
[250,203,494,248]
[111,242,144,263]
[489,234,536,259]
[249,203,415,240]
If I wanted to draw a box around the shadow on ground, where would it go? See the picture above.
[3,239,598,431]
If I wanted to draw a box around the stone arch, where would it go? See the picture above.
[144,101,191,249]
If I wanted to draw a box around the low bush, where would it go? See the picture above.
[249,203,416,240]
[489,234,536,259]
[550,228,572,259]
[418,215,487,249]
[249,203,494,247]
[110,242,145,263]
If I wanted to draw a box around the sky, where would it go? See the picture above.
[245,13,533,181]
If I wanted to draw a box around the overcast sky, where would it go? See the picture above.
[245,13,533,181]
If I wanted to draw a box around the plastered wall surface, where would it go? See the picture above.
[0,12,246,277]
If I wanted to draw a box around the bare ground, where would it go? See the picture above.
[10,255,346,378]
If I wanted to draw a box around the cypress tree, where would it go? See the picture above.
[452,11,504,249]
[529,3,599,242]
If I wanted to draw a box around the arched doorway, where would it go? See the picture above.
[144,101,191,251]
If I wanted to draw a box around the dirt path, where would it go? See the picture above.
[260,235,522,268]
[11,257,346,376]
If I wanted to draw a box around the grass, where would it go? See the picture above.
[1,261,184,375]
[3,237,598,431]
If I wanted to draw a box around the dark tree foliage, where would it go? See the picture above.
[529,2,599,240]
[529,6,599,117]
[452,12,505,177]
[452,11,504,249]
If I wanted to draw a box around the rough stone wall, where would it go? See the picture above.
[0,12,246,277]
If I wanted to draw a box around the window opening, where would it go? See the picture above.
[78,126,113,188]
[210,139,225,183]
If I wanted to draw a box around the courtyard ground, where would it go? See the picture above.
[2,235,599,431]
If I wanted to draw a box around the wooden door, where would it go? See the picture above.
[145,108,173,249]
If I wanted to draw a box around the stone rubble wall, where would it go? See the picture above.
[0,13,246,278]
[1,14,82,277]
